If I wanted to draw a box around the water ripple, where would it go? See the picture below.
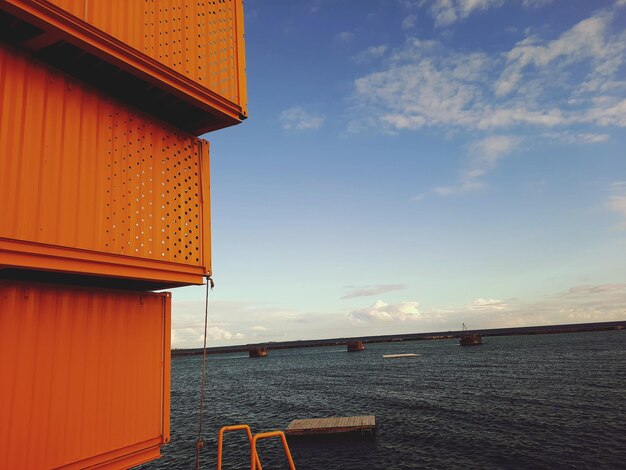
[140,331,626,469]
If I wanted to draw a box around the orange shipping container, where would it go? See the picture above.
[0,44,211,288]
[47,0,246,106]
[0,0,247,133]
[0,280,171,469]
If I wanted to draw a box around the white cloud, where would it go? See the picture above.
[352,45,388,64]
[586,98,626,127]
[577,133,610,143]
[171,326,244,349]
[542,131,610,144]
[421,286,625,329]
[608,181,626,228]
[399,0,421,8]
[430,0,503,27]
[345,285,626,332]
[521,0,553,7]
[169,281,626,346]
[350,300,420,322]
[341,284,407,299]
[480,282,622,327]
[402,14,417,29]
[280,107,325,130]
[171,300,248,348]
[470,298,508,310]
[336,31,355,43]
[352,47,491,131]
[435,135,520,195]
[170,299,309,348]
[434,185,466,196]
[567,283,626,295]
[495,13,623,97]
[468,135,520,163]
[425,0,555,27]
[350,8,626,135]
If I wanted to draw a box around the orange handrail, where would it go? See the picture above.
[216,424,262,470]
[251,431,296,470]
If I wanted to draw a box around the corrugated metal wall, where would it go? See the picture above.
[0,45,211,282]
[47,0,246,114]
[0,36,185,467]
[0,0,247,465]
[0,281,171,469]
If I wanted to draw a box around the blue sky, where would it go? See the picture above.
[170,0,626,348]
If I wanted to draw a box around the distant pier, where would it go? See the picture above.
[171,321,626,358]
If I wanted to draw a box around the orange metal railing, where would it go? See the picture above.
[251,431,296,470]
[216,425,262,470]
[216,425,296,470]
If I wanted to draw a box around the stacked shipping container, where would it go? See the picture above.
[0,0,246,467]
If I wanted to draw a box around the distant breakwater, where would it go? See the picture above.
[171,320,625,357]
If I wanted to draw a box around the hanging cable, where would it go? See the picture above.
[195,275,214,470]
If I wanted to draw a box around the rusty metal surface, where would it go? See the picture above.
[0,281,171,469]
[0,44,211,285]
[47,0,247,117]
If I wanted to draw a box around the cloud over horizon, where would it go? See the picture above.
[170,280,626,349]
[349,300,421,322]
[566,283,626,295]
[470,298,508,310]
[608,181,626,228]
[345,285,624,334]
[341,284,408,299]
[170,299,307,349]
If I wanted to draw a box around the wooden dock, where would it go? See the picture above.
[285,415,376,436]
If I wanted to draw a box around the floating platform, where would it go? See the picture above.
[347,340,365,352]
[285,415,376,437]
[249,347,268,358]
[383,353,418,358]
[460,334,482,346]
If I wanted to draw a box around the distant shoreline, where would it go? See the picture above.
[171,320,626,357]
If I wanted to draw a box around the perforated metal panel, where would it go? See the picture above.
[143,0,239,101]
[104,111,204,263]
[0,45,211,286]
[46,0,246,112]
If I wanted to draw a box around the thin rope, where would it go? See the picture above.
[195,276,214,470]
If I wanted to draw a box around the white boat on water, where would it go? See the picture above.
[383,353,419,358]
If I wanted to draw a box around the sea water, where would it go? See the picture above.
[141,330,626,469]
